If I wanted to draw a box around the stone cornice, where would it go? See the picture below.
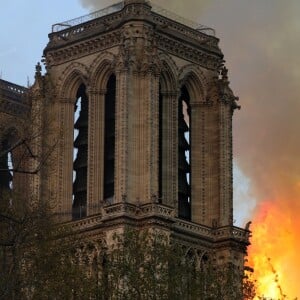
[0,79,30,116]
[65,203,249,248]
[45,30,121,67]
[47,3,219,51]
[0,79,28,96]
[69,214,103,232]
[102,202,175,220]
[44,3,222,70]
[151,12,219,51]
[174,219,250,245]
[190,99,214,108]
[45,29,221,71]
[156,33,221,70]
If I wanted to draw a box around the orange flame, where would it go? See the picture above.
[248,200,300,299]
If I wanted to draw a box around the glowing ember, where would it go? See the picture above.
[248,200,299,299]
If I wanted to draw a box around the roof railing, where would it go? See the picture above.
[52,1,124,32]
[0,79,27,95]
[51,0,215,36]
[151,3,215,36]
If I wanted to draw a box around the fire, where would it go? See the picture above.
[248,200,300,299]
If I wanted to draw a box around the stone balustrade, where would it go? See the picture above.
[68,202,249,245]
[0,79,30,116]
[103,202,175,219]
[175,218,250,243]
[48,0,218,51]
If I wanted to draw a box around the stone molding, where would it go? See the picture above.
[67,207,249,247]
[44,1,223,71]
[47,2,219,52]
[174,218,250,244]
[46,31,121,67]
[70,214,103,232]
[45,28,221,71]
[102,203,175,220]
[0,79,28,96]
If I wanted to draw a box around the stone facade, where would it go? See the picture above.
[0,79,31,196]
[0,0,249,290]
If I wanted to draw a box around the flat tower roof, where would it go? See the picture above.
[52,1,215,36]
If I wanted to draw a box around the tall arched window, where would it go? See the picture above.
[0,138,13,194]
[178,86,191,220]
[103,74,116,203]
[72,84,88,219]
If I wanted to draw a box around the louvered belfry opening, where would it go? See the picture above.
[72,84,88,220]
[103,74,116,203]
[0,138,13,193]
[178,86,191,220]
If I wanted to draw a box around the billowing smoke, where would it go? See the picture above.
[78,0,300,296]
[79,0,210,20]
[80,0,116,10]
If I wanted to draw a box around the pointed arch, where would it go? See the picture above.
[178,65,208,103]
[159,53,179,93]
[176,65,208,221]
[81,52,117,213]
[72,83,89,219]
[157,54,179,206]
[58,62,89,100]
[56,64,91,219]
[103,74,116,202]
[90,51,116,90]
[178,84,191,220]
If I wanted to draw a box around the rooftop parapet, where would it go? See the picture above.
[52,1,215,36]
[0,79,30,116]
[67,202,250,245]
[52,1,125,33]
[47,0,218,52]
[0,79,28,97]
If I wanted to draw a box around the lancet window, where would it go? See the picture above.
[103,74,116,203]
[72,84,88,220]
[178,86,191,220]
[0,138,13,193]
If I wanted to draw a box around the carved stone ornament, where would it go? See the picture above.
[118,25,161,75]
[218,65,240,111]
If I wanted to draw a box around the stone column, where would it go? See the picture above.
[27,93,44,207]
[118,22,160,204]
[218,100,234,226]
[149,72,160,200]
[87,89,106,215]
[127,71,151,202]
[161,91,178,209]
[57,97,74,221]
[120,69,160,204]
[191,101,220,226]
[115,69,128,203]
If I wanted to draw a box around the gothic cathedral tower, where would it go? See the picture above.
[27,0,249,282]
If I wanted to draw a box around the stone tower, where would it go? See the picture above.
[6,0,249,287]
